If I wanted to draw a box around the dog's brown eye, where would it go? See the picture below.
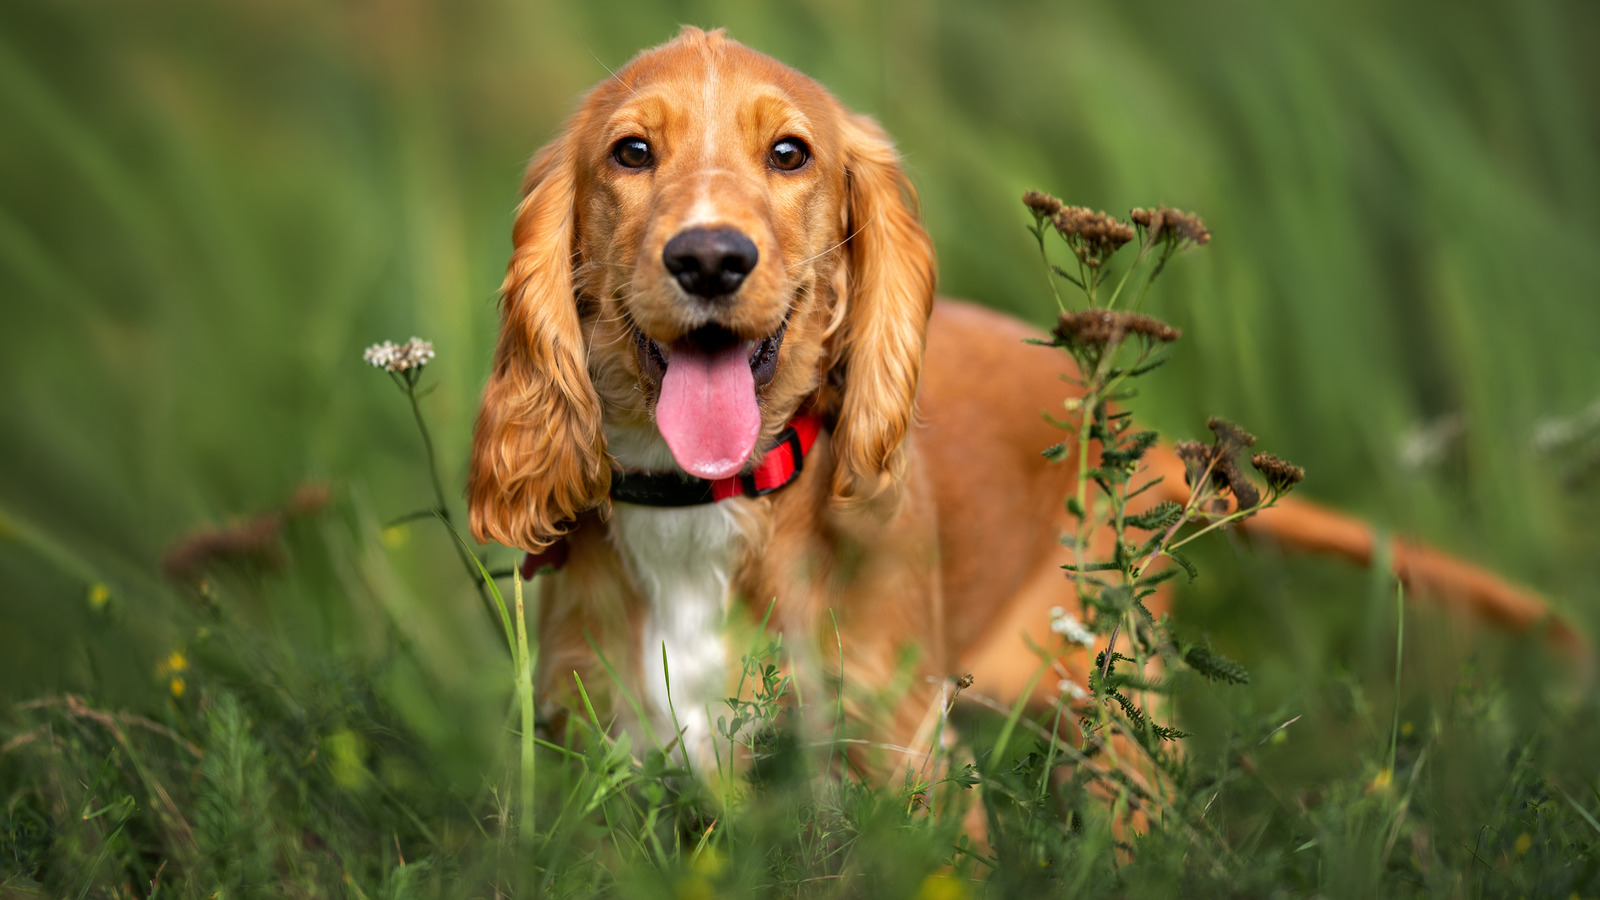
[768,138,810,171]
[612,138,652,169]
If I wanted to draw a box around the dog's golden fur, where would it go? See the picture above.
[469,27,1579,775]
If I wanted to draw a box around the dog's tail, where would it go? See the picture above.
[1143,448,1589,659]
[957,444,1588,716]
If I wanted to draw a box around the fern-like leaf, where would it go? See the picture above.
[1185,643,1251,685]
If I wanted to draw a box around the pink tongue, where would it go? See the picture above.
[655,341,761,480]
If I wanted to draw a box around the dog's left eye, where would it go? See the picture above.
[612,138,653,169]
[768,138,810,171]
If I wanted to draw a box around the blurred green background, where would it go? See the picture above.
[2,0,1598,776]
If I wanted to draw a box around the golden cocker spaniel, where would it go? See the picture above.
[467,26,1576,777]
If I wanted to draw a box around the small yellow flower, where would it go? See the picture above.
[381,524,410,549]
[160,651,188,674]
[916,871,970,900]
[1401,721,1414,737]
[1514,833,1532,855]
[169,677,186,698]
[1364,767,1393,794]
[88,583,110,610]
[690,846,725,878]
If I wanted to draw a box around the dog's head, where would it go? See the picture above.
[469,27,936,551]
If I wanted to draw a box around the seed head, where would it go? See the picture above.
[1131,206,1211,246]
[1053,206,1137,250]
[1125,314,1182,343]
[1023,189,1066,219]
[1216,459,1261,510]
[1206,417,1257,455]
[1251,453,1305,493]
[1174,439,1213,486]
[1178,422,1271,510]
[1054,309,1182,349]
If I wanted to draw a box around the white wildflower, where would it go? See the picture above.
[1057,679,1089,702]
[363,337,435,373]
[1049,607,1096,648]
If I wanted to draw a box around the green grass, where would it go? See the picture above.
[3,0,1599,895]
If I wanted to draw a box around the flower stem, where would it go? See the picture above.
[1035,225,1067,312]
[404,378,497,615]
[1096,620,1122,688]
[1163,501,1275,555]
[1102,237,1153,310]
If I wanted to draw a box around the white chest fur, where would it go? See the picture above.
[608,501,748,770]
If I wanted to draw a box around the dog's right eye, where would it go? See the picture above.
[612,138,653,169]
[768,138,810,172]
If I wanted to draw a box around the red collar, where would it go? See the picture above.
[716,410,822,499]
[520,411,822,577]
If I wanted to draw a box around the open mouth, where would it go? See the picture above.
[632,320,788,480]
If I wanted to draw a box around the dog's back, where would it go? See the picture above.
[917,299,1585,707]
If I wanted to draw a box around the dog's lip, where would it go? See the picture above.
[633,316,789,389]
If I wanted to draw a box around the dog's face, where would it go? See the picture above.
[570,35,851,480]
[469,27,936,551]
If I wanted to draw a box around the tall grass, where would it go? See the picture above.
[2,0,1598,895]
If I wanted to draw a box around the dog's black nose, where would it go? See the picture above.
[663,227,759,299]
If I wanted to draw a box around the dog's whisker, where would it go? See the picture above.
[585,317,639,354]
[585,44,640,98]
[785,218,872,273]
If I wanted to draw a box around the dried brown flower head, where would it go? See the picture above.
[1216,459,1261,510]
[1126,314,1182,343]
[1053,207,1137,251]
[1206,417,1257,455]
[1054,309,1182,348]
[1174,439,1213,486]
[1131,206,1211,246]
[1251,453,1305,493]
[1177,422,1271,510]
[1023,189,1066,219]
[1175,440,1210,466]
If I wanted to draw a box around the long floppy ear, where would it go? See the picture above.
[830,114,937,504]
[468,137,609,551]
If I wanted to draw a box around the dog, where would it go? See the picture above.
[467,26,1580,779]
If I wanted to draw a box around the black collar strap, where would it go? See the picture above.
[519,413,823,577]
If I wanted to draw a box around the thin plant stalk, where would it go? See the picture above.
[1388,579,1404,779]
[1033,224,1068,312]
[437,511,517,659]
[395,370,498,618]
